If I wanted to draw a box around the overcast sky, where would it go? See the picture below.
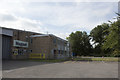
[0,0,119,39]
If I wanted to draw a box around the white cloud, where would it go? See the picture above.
[2,0,119,2]
[40,2,116,32]
[0,12,47,33]
[0,13,17,22]
[0,1,117,39]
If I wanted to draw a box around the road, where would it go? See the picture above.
[2,60,118,78]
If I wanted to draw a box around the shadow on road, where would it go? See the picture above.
[2,60,56,70]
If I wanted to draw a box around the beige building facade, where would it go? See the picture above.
[1,27,70,60]
[31,34,70,59]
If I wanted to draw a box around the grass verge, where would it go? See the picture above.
[73,57,118,62]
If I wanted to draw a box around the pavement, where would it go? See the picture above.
[2,60,118,78]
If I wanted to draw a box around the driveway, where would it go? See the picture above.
[2,60,118,78]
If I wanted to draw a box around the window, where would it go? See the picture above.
[53,39,56,44]
[59,50,60,54]
[26,36,28,41]
[30,38,33,43]
[31,50,32,52]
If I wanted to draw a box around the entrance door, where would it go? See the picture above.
[54,50,57,59]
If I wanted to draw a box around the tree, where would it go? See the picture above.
[67,13,120,57]
[90,23,109,45]
[102,19,120,56]
[67,31,92,56]
[90,13,120,57]
[90,23,109,56]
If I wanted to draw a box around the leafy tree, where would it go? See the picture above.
[102,19,120,56]
[90,13,120,57]
[90,23,109,56]
[67,31,92,56]
[90,23,109,45]
[67,13,120,57]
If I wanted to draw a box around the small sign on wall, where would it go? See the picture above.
[13,49,18,55]
[13,40,28,48]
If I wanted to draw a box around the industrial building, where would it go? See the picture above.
[0,27,70,60]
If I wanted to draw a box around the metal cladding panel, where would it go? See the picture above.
[2,35,12,59]
[2,28,13,36]
[0,27,2,34]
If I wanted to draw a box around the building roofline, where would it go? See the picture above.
[31,34,68,42]
[0,26,43,35]
[0,26,68,42]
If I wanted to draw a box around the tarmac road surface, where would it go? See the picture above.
[2,60,118,78]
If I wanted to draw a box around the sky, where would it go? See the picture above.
[0,0,119,40]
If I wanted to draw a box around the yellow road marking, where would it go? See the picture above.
[72,61,75,63]
[64,61,72,63]
[87,61,89,63]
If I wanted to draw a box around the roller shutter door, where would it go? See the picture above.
[2,35,12,59]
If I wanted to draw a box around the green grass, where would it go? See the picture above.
[73,57,118,62]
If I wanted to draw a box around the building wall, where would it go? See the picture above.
[29,35,70,59]
[2,28,13,37]
[1,28,13,60]
[30,36,51,59]
[2,35,12,59]
[50,35,70,59]
[2,27,70,60]
[11,29,41,59]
